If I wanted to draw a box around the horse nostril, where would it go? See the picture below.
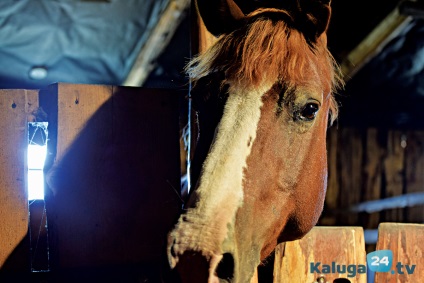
[215,253,235,281]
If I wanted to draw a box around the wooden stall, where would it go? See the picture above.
[0,84,183,282]
[1,85,424,283]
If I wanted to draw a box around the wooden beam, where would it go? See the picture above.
[123,0,190,87]
[340,6,412,80]
[0,89,38,270]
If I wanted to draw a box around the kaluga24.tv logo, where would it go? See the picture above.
[309,250,416,278]
[367,250,416,275]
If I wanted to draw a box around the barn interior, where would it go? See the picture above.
[1,0,424,282]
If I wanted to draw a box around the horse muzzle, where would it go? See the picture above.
[167,212,239,283]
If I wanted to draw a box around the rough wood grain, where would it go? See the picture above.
[0,89,38,269]
[383,131,405,222]
[274,226,367,283]
[374,223,424,282]
[339,128,363,225]
[404,131,424,223]
[362,128,384,229]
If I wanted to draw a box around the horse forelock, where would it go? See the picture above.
[187,8,343,122]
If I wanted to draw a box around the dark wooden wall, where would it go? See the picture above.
[321,127,424,239]
[0,84,183,282]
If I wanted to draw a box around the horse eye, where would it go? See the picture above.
[298,102,319,121]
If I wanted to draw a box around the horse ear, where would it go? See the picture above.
[298,0,332,42]
[195,0,246,36]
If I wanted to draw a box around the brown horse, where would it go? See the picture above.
[167,0,343,282]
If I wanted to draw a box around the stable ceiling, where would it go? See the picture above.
[1,0,424,128]
[0,0,190,90]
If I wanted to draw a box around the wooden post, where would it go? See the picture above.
[374,223,424,282]
[274,226,367,283]
[0,89,39,271]
[123,0,190,86]
[39,83,182,280]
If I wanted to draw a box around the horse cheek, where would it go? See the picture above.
[293,110,330,235]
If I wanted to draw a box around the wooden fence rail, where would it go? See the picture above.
[275,226,367,283]
[274,223,424,283]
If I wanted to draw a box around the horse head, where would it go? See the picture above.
[167,0,343,282]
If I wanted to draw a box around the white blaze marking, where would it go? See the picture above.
[194,83,270,236]
[168,83,272,270]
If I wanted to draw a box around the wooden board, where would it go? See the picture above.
[39,83,182,280]
[362,128,384,229]
[339,128,363,225]
[0,89,38,270]
[274,226,367,283]
[404,131,424,223]
[322,128,424,230]
[383,131,405,222]
[340,6,411,80]
[123,0,190,86]
[374,223,424,282]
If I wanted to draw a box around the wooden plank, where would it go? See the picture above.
[362,128,384,229]
[123,0,190,86]
[404,131,424,223]
[321,127,339,226]
[383,131,405,222]
[274,226,366,283]
[0,89,38,270]
[374,223,424,282]
[48,83,112,162]
[40,83,182,279]
[339,128,363,225]
[340,6,412,80]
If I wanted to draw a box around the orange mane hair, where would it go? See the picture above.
[186,8,344,123]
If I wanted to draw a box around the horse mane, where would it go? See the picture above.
[186,8,344,124]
